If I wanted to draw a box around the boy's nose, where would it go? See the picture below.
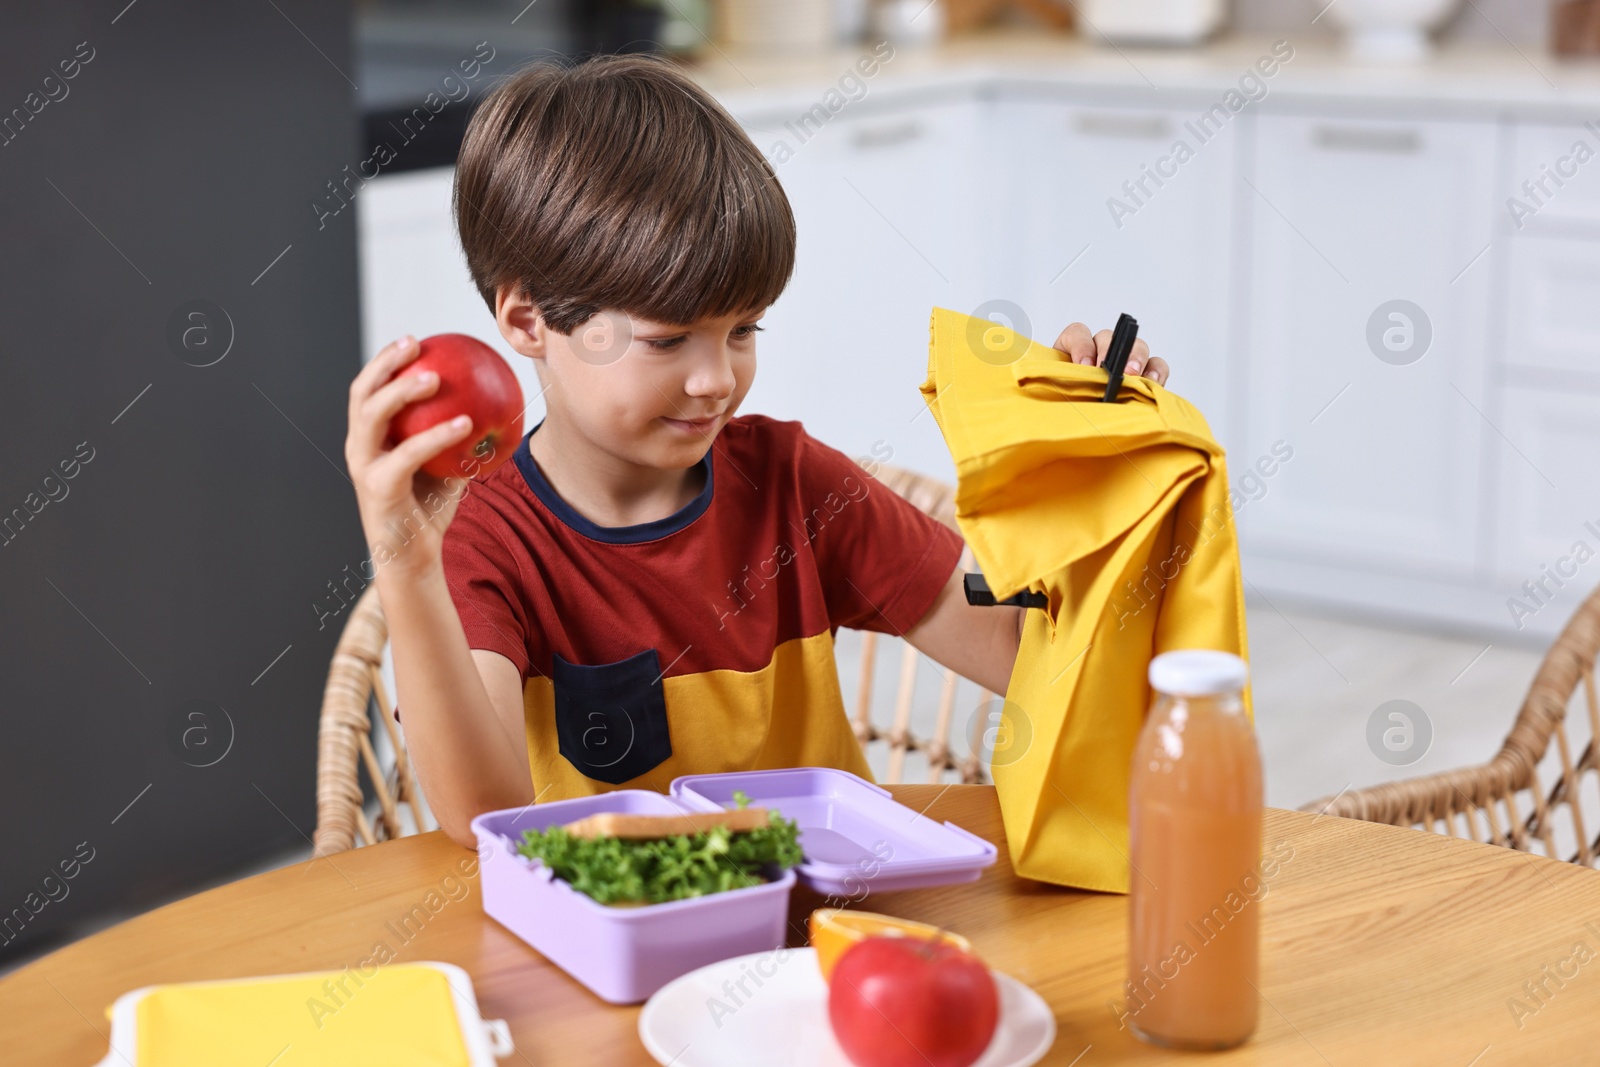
[685,347,737,399]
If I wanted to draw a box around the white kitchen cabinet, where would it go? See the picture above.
[1491,387,1600,616]
[1237,112,1499,581]
[1506,120,1600,235]
[1503,233,1600,383]
[991,95,1240,455]
[733,92,991,481]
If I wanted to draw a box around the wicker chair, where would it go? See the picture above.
[1301,581,1600,867]
[313,461,996,856]
[313,585,427,856]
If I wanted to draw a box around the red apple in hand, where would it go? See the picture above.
[389,333,525,480]
[828,936,1000,1067]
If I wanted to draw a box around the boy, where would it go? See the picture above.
[343,55,1166,847]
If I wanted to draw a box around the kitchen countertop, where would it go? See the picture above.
[686,27,1600,120]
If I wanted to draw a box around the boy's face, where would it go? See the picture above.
[499,291,762,471]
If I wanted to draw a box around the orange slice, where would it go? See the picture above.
[808,908,974,982]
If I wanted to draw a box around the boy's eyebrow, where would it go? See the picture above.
[631,314,767,336]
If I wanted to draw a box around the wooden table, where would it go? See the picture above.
[7,784,1600,1065]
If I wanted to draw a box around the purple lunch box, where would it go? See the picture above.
[471,768,997,1004]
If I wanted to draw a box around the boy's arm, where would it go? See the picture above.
[903,559,1024,696]
[346,335,536,848]
[377,562,535,847]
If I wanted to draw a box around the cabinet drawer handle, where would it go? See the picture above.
[849,120,924,149]
[1312,125,1423,154]
[1072,112,1171,140]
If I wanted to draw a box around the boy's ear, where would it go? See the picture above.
[495,283,546,361]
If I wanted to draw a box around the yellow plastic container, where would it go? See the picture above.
[93,961,512,1067]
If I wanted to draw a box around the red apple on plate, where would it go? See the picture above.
[828,936,1000,1067]
[389,333,524,480]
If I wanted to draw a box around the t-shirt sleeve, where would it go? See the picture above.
[796,429,965,637]
[438,498,535,679]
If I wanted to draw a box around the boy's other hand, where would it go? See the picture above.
[345,335,478,580]
[1051,322,1169,386]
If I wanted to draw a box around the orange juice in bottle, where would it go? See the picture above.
[1126,650,1262,1050]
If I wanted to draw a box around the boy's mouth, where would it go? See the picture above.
[660,414,722,435]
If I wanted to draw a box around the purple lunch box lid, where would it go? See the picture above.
[668,767,997,897]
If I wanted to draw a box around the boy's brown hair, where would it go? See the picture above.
[453,54,795,333]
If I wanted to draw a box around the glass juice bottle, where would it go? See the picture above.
[1126,650,1262,1050]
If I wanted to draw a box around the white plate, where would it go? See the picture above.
[638,947,1055,1067]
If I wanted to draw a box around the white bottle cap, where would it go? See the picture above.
[1148,650,1249,697]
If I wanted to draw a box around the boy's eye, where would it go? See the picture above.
[641,325,762,351]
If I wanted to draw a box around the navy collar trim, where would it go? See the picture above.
[512,419,714,544]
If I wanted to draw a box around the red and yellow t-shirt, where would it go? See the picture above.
[434,414,964,801]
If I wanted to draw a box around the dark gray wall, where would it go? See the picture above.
[1,1,365,956]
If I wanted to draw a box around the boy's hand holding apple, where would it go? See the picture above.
[344,334,522,581]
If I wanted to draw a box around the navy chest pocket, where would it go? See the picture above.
[551,648,673,785]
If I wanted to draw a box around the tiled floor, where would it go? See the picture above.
[1241,598,1544,810]
[2,601,1550,979]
